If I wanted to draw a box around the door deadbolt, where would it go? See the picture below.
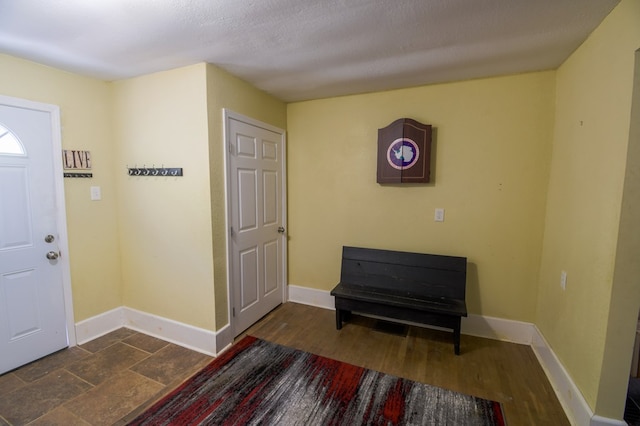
[45,234,55,243]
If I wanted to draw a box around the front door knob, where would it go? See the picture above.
[46,251,59,260]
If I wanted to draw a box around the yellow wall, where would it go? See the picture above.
[0,57,286,334]
[112,64,216,330]
[598,49,640,418]
[287,72,555,322]
[205,64,287,327]
[110,63,286,332]
[0,54,122,321]
[535,0,640,416]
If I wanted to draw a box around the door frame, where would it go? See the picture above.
[0,94,76,346]
[223,109,287,337]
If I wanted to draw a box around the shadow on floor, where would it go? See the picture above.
[625,376,640,425]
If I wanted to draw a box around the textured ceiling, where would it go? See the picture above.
[0,0,619,102]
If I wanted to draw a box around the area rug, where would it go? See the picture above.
[128,336,505,425]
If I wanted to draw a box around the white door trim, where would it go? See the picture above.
[223,109,287,337]
[0,94,76,346]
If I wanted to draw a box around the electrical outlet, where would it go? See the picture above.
[434,208,445,222]
[560,271,567,290]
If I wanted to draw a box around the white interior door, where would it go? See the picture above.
[226,111,286,336]
[0,96,70,374]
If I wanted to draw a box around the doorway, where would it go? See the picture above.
[224,110,287,337]
[0,95,75,374]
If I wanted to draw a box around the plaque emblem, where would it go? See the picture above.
[387,138,419,170]
[377,118,432,183]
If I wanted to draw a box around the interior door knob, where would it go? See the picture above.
[277,227,285,234]
[46,251,59,260]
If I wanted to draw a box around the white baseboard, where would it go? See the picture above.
[288,284,335,309]
[123,307,218,356]
[214,323,234,355]
[531,327,626,426]
[531,325,592,426]
[75,307,225,356]
[75,307,125,345]
[590,415,626,426]
[287,284,625,426]
[462,314,535,345]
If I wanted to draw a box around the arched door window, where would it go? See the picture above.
[0,123,26,155]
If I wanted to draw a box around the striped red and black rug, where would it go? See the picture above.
[128,336,505,425]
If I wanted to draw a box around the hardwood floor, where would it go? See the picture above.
[0,302,569,425]
[245,302,570,426]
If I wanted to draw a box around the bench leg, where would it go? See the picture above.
[335,310,352,330]
[453,319,461,355]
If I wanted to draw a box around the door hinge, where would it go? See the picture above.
[232,307,235,317]
[230,227,235,237]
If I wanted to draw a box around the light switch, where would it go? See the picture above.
[434,208,445,222]
[90,186,101,201]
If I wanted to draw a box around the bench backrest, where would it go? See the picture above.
[340,246,467,300]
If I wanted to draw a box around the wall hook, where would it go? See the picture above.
[126,165,183,177]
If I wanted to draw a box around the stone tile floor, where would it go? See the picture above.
[0,328,213,425]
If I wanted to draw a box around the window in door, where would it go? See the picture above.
[0,123,26,155]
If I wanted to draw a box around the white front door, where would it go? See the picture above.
[0,96,70,374]
[226,111,286,336]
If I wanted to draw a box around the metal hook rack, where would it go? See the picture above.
[127,166,183,177]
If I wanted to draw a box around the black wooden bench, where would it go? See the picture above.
[330,246,468,354]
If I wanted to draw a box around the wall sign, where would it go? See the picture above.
[63,150,91,169]
[377,118,432,184]
[62,150,93,178]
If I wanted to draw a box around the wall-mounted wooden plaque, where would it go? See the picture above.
[377,118,432,184]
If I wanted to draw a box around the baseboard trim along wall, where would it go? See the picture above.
[75,307,222,356]
[287,284,624,426]
[75,306,124,345]
[530,327,627,426]
[123,307,218,356]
